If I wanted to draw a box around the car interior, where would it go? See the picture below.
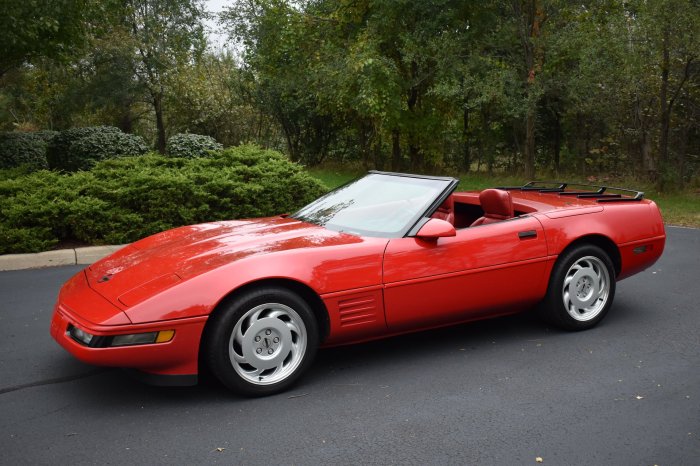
[432,189,534,228]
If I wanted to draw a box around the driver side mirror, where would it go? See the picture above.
[416,218,456,240]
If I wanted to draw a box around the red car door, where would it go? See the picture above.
[382,216,549,331]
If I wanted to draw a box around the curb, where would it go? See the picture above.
[0,245,126,272]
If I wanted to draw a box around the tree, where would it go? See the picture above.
[648,0,699,188]
[0,0,91,77]
[124,0,207,153]
[165,52,279,147]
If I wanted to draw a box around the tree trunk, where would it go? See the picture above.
[359,122,370,170]
[515,0,545,180]
[373,130,384,170]
[658,26,670,188]
[481,106,490,173]
[462,106,470,172]
[153,93,166,154]
[511,124,522,175]
[641,130,655,180]
[525,109,536,179]
[676,123,688,188]
[118,112,133,134]
[553,110,561,175]
[408,134,421,171]
[407,61,422,170]
[391,129,401,171]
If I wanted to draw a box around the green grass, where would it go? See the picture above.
[306,166,363,188]
[308,167,700,228]
[651,193,700,227]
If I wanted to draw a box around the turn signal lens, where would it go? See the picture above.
[155,330,175,343]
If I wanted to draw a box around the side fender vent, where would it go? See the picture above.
[338,296,378,327]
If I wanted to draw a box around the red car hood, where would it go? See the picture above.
[85,216,358,309]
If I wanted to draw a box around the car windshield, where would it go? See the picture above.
[292,172,454,237]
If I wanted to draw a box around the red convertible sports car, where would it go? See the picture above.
[51,171,666,396]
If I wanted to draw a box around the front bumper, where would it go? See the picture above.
[50,301,207,379]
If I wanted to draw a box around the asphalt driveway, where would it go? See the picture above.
[0,226,698,465]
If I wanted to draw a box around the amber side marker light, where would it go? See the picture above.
[155,330,176,343]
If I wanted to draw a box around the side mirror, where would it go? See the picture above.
[416,218,456,240]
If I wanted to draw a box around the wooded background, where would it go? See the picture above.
[2,0,699,189]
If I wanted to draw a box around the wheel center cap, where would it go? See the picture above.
[240,317,293,370]
[254,329,281,355]
[576,277,593,298]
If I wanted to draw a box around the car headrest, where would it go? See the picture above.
[479,189,514,220]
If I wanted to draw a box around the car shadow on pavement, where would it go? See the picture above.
[47,309,566,405]
[41,295,645,406]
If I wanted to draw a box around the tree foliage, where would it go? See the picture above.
[123,0,208,152]
[0,0,91,77]
[221,0,700,187]
[1,0,699,188]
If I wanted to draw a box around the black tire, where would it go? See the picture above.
[540,244,616,331]
[204,287,319,396]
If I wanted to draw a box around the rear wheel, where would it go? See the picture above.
[205,287,319,396]
[541,244,616,330]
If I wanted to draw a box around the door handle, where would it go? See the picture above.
[518,230,537,239]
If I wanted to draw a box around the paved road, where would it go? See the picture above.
[1,226,698,465]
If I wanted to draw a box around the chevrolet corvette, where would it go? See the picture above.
[50,171,666,396]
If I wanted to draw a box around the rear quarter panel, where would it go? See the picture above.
[534,200,665,280]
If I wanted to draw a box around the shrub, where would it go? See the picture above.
[70,131,149,170]
[33,130,60,143]
[46,126,147,171]
[0,144,327,253]
[0,131,57,171]
[47,126,118,170]
[166,133,223,158]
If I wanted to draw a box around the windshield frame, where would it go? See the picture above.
[292,171,459,238]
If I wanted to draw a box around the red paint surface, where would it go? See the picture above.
[50,189,666,378]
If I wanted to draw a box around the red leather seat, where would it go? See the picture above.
[431,195,454,225]
[470,189,514,227]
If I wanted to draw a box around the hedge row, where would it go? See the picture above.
[0,131,57,170]
[0,145,327,254]
[46,126,149,171]
[1,129,223,173]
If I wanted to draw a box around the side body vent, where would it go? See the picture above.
[321,288,386,345]
[338,295,378,327]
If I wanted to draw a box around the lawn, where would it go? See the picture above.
[308,167,700,228]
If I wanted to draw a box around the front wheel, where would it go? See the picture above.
[204,287,319,396]
[540,244,616,331]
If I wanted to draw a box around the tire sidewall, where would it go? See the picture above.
[205,287,319,396]
[544,244,616,331]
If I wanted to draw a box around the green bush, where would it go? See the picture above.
[70,130,149,170]
[46,126,147,171]
[166,133,223,158]
[0,144,327,253]
[0,131,57,171]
